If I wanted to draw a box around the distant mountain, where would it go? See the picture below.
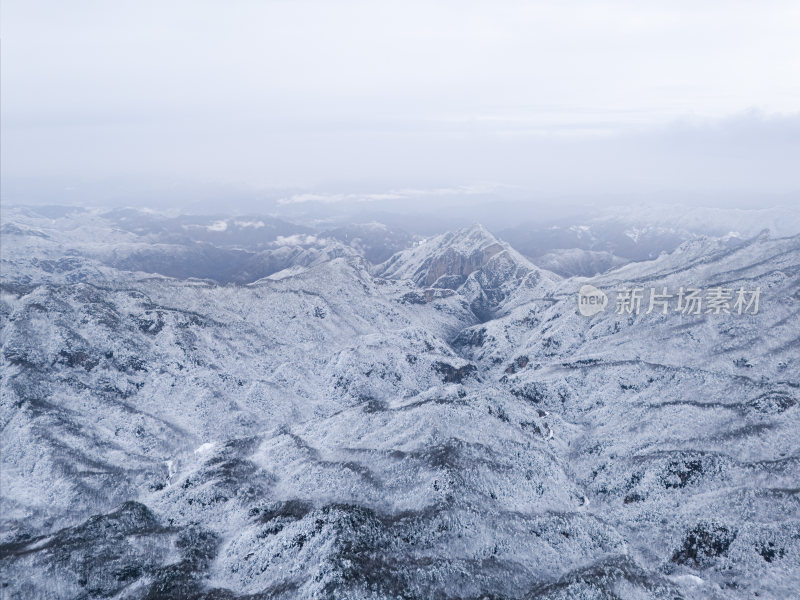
[320,222,416,264]
[530,247,629,277]
[103,208,316,249]
[499,219,690,263]
[498,203,800,275]
[0,207,365,284]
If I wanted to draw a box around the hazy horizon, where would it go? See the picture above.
[2,1,799,213]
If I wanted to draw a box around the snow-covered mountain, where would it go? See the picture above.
[376,224,560,320]
[498,203,800,276]
[1,208,798,599]
[533,248,628,277]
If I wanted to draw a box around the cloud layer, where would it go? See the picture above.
[2,1,799,204]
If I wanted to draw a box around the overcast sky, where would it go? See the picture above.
[2,1,799,208]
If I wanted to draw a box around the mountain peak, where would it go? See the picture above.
[438,223,499,253]
[376,224,506,287]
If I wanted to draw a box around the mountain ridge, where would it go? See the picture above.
[1,212,798,599]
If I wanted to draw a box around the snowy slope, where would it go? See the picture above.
[1,210,798,599]
[376,224,561,320]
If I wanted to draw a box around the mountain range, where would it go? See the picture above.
[1,206,798,599]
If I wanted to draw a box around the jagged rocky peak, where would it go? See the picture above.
[376,223,512,288]
[376,223,562,321]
